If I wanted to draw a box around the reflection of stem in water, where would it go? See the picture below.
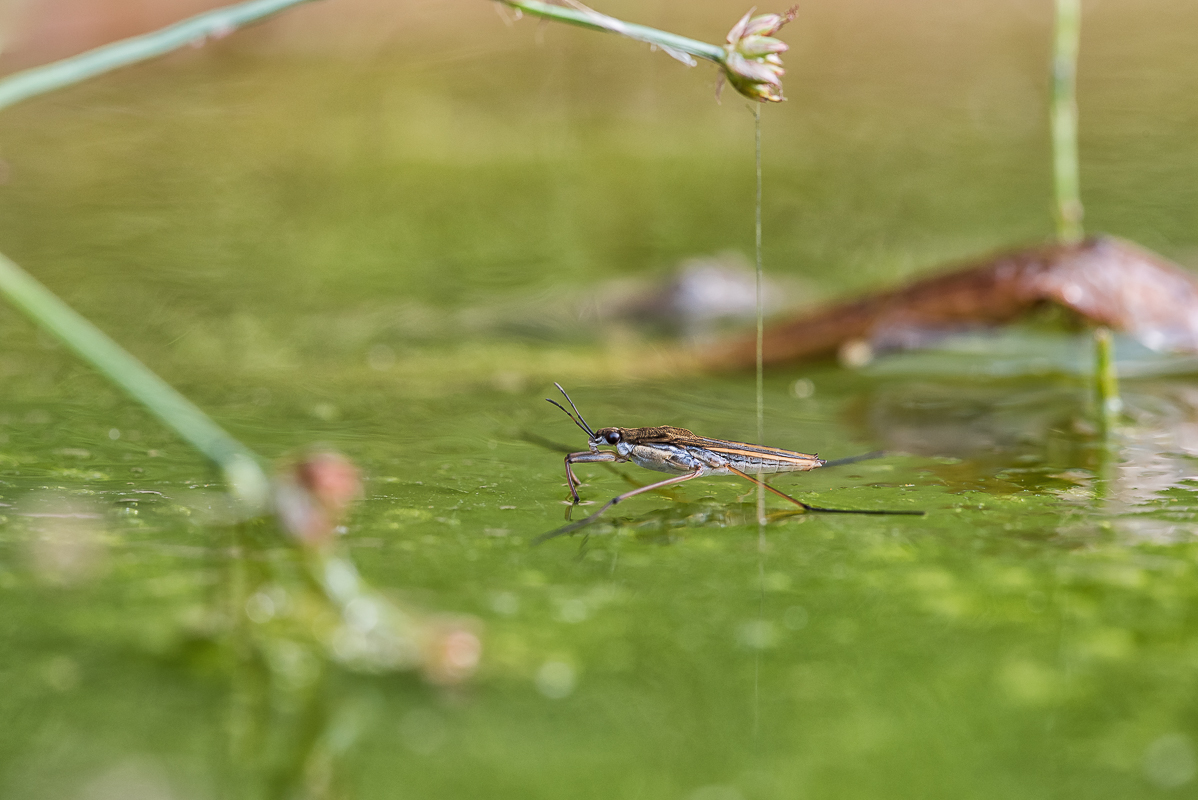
[1051,0,1084,244]
[228,650,354,800]
[226,527,382,800]
[753,547,765,739]
[1051,579,1070,776]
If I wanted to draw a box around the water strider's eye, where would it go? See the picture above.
[604,431,621,445]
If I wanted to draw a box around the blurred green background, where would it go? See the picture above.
[1,1,1198,798]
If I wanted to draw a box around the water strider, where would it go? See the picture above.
[536,384,924,543]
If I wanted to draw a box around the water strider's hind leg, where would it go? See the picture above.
[724,466,925,516]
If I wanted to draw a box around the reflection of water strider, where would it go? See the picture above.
[537,384,924,543]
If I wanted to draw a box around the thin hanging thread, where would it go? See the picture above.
[752,102,766,741]
[754,104,766,528]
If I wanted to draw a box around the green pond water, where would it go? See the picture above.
[3,2,1198,797]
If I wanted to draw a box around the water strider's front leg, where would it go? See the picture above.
[563,450,621,503]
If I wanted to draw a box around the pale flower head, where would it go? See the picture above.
[722,6,798,103]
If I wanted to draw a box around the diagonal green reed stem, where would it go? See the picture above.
[1052,0,1083,244]
[0,247,443,666]
[0,253,272,511]
[0,0,469,675]
[0,0,325,509]
[0,0,320,113]
[497,0,726,65]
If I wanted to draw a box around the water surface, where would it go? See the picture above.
[2,3,1198,797]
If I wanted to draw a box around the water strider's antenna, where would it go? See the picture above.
[548,383,596,438]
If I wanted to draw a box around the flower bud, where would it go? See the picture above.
[274,450,362,548]
[722,6,797,103]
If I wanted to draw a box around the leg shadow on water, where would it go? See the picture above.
[555,498,810,549]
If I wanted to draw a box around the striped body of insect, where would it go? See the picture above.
[583,425,824,479]
[539,384,923,543]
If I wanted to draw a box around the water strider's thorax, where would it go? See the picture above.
[625,443,706,475]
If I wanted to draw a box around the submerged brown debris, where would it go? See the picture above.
[708,236,1198,369]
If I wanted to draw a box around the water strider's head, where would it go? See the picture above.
[546,386,676,451]
[592,427,625,447]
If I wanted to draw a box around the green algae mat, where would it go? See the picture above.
[2,3,1198,797]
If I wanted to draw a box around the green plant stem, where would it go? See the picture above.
[0,0,440,673]
[497,0,726,64]
[1052,0,1083,244]
[1094,326,1121,427]
[0,0,320,113]
[0,0,326,508]
[0,252,271,511]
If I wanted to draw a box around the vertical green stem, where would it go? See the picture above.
[1053,0,1119,429]
[1094,326,1121,427]
[1052,0,1084,244]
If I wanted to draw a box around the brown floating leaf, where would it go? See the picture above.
[708,236,1198,369]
